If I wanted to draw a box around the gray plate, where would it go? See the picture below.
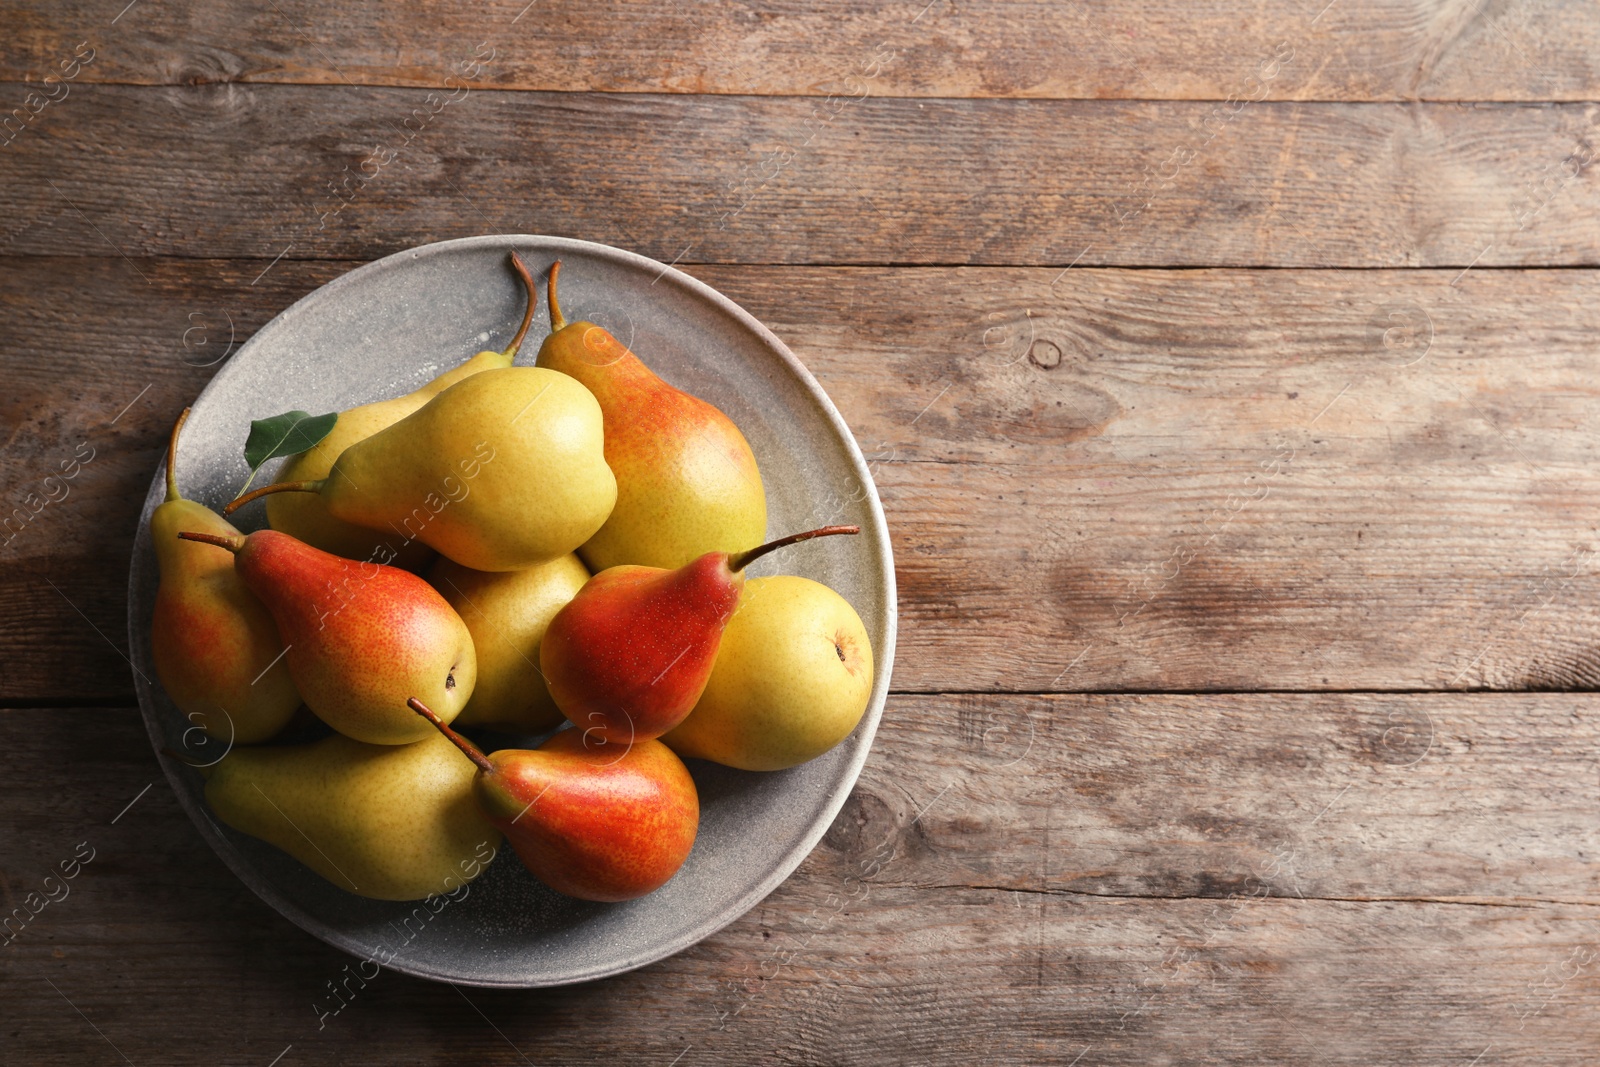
[126,235,896,988]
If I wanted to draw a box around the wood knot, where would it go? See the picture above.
[823,788,898,860]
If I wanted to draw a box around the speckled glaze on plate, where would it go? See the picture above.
[125,235,896,987]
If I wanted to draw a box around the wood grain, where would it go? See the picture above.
[3,0,1595,1061]
[848,692,1600,904]
[698,264,1600,694]
[3,86,1599,267]
[2,0,1597,101]
[2,697,1594,1065]
[5,258,1600,700]
[0,257,350,702]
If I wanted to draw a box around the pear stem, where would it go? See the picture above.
[547,260,566,332]
[728,525,860,573]
[177,530,244,553]
[176,531,244,556]
[409,698,495,775]
[165,407,191,503]
[224,479,325,516]
[501,251,540,359]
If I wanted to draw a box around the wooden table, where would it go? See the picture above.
[3,2,1597,1063]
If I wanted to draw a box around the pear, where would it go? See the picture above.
[201,730,502,901]
[262,252,541,571]
[150,409,300,743]
[176,528,475,745]
[535,261,767,571]
[412,701,697,902]
[228,367,617,572]
[427,553,590,732]
[540,526,858,744]
[663,576,874,770]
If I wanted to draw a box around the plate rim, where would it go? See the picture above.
[126,233,898,988]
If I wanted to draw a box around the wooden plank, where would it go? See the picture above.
[10,894,1595,1064]
[2,697,1595,1064]
[847,692,1600,904]
[695,264,1600,693]
[3,86,1599,267]
[2,0,1597,102]
[6,258,1599,699]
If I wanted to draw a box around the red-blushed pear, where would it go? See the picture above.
[538,525,859,744]
[263,251,542,571]
[535,260,767,572]
[150,408,300,743]
[410,699,698,902]
[175,529,475,745]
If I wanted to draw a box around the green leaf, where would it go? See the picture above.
[238,410,338,492]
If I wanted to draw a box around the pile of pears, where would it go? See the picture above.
[152,253,875,904]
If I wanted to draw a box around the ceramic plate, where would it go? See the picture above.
[126,235,896,987]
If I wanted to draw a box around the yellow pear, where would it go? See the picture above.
[230,367,618,572]
[662,575,873,770]
[428,553,590,732]
[203,731,502,901]
[264,252,541,569]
